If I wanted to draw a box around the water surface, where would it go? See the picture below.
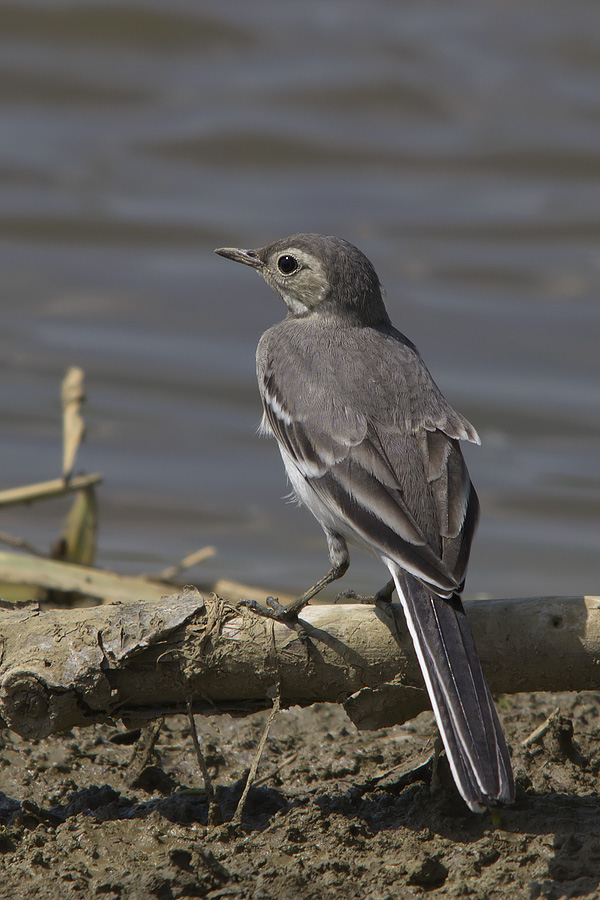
[1,1,599,601]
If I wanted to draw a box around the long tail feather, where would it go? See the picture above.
[390,568,514,811]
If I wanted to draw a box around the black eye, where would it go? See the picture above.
[277,254,299,275]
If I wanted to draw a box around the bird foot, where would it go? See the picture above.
[335,580,395,607]
[237,596,306,622]
[334,589,373,605]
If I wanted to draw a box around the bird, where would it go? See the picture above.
[215,233,515,812]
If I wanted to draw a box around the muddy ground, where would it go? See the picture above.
[1,689,600,899]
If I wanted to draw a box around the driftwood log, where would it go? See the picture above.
[0,589,599,741]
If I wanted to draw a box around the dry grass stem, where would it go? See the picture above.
[0,549,168,604]
[0,474,103,508]
[232,695,281,826]
[62,366,86,480]
[153,546,217,582]
[186,700,223,826]
[522,707,562,747]
[0,532,45,557]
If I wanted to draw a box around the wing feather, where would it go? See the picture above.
[260,365,478,597]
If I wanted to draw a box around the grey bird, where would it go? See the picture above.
[215,233,515,812]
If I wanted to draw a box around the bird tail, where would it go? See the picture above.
[390,567,515,811]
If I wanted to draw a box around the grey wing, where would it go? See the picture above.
[260,367,479,599]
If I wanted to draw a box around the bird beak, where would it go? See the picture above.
[214,247,264,269]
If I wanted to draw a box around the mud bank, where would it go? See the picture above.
[1,691,600,899]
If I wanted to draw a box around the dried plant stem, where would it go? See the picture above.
[522,707,562,747]
[186,700,223,826]
[62,366,86,480]
[152,546,216,582]
[252,750,299,788]
[126,719,164,786]
[0,474,102,508]
[0,533,45,557]
[232,695,281,826]
[0,549,166,604]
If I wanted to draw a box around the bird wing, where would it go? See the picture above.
[259,357,478,598]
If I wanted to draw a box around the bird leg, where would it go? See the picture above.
[268,529,349,619]
[241,530,349,622]
[266,557,349,620]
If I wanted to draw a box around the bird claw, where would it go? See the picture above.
[237,596,302,623]
[265,596,290,617]
[334,583,395,607]
[374,583,395,605]
[334,589,371,605]
[237,598,278,619]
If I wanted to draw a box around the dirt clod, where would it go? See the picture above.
[406,854,448,886]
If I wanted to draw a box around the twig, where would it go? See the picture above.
[347,749,435,801]
[126,719,164,787]
[0,532,45,557]
[0,474,102,508]
[151,546,216,582]
[62,366,86,480]
[231,694,281,826]
[54,484,97,567]
[252,750,299,788]
[522,707,561,747]
[186,700,223,826]
[0,549,168,604]
[379,750,435,787]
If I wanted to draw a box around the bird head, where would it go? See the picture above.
[215,233,389,326]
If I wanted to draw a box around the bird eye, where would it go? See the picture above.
[277,254,299,275]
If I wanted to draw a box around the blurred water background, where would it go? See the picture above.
[1,0,599,601]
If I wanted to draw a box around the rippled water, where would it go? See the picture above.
[1,1,599,600]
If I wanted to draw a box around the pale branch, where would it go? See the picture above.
[152,546,216,582]
[0,550,295,607]
[0,474,103,508]
[0,533,46,557]
[61,366,86,481]
[0,589,598,742]
[0,550,166,605]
